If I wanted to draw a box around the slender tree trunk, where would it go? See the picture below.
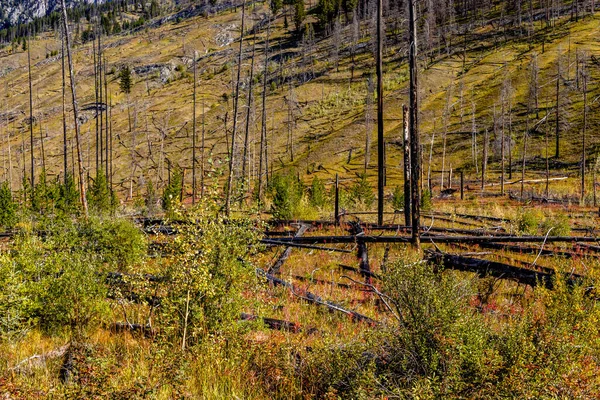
[104,59,109,179]
[258,20,270,203]
[521,118,528,199]
[408,0,420,247]
[62,25,68,183]
[93,38,99,174]
[225,0,246,216]
[482,129,488,190]
[376,0,384,226]
[192,52,197,205]
[201,96,205,198]
[27,33,34,190]
[61,0,89,216]
[242,38,256,190]
[555,60,560,158]
[581,62,588,204]
[402,105,411,226]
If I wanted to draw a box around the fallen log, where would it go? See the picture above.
[426,250,583,289]
[257,268,377,325]
[268,224,309,275]
[268,235,600,245]
[240,313,301,332]
[476,242,599,259]
[12,344,69,375]
[262,239,353,253]
[338,264,381,280]
[110,322,154,338]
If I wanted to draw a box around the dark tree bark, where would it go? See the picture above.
[60,0,89,216]
[408,0,421,248]
[376,0,384,226]
[225,0,246,216]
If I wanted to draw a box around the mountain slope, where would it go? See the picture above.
[0,1,599,203]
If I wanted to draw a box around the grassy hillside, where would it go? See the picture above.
[0,1,599,205]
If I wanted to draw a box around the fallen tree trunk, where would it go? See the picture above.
[257,268,377,325]
[268,224,309,275]
[475,241,600,259]
[262,239,353,253]
[266,235,600,245]
[426,250,583,289]
[240,313,301,332]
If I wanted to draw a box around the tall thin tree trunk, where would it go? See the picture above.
[376,0,385,226]
[27,33,34,190]
[555,59,561,158]
[581,61,588,204]
[225,0,246,216]
[258,20,270,203]
[402,105,411,226]
[62,24,68,182]
[201,96,205,198]
[408,0,420,247]
[482,129,488,190]
[61,0,89,216]
[242,38,256,190]
[192,51,197,205]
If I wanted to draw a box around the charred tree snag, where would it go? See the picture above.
[376,0,384,226]
[408,0,421,248]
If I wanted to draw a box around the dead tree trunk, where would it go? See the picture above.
[242,38,256,191]
[376,0,384,226]
[258,20,270,202]
[408,0,420,247]
[402,105,411,226]
[225,0,246,216]
[61,26,68,183]
[27,34,34,190]
[192,52,197,205]
[61,0,89,216]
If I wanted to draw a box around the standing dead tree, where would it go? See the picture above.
[408,0,420,247]
[60,0,88,216]
[226,0,246,216]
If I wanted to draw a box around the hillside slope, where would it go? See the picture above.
[0,1,599,204]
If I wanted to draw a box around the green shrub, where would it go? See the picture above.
[516,209,542,235]
[87,170,116,215]
[57,174,80,215]
[392,185,404,211]
[159,205,261,347]
[309,176,327,208]
[38,253,108,337]
[349,174,374,208]
[421,189,432,211]
[268,173,304,220]
[541,213,571,236]
[162,167,183,215]
[0,182,17,229]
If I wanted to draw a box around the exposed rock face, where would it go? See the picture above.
[0,0,107,28]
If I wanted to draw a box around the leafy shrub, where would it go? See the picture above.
[268,173,304,220]
[392,185,404,211]
[541,212,571,236]
[162,167,183,215]
[87,170,116,215]
[420,189,432,211]
[0,182,17,229]
[349,174,374,208]
[309,176,327,208]
[516,208,542,235]
[159,205,261,347]
[38,253,108,337]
